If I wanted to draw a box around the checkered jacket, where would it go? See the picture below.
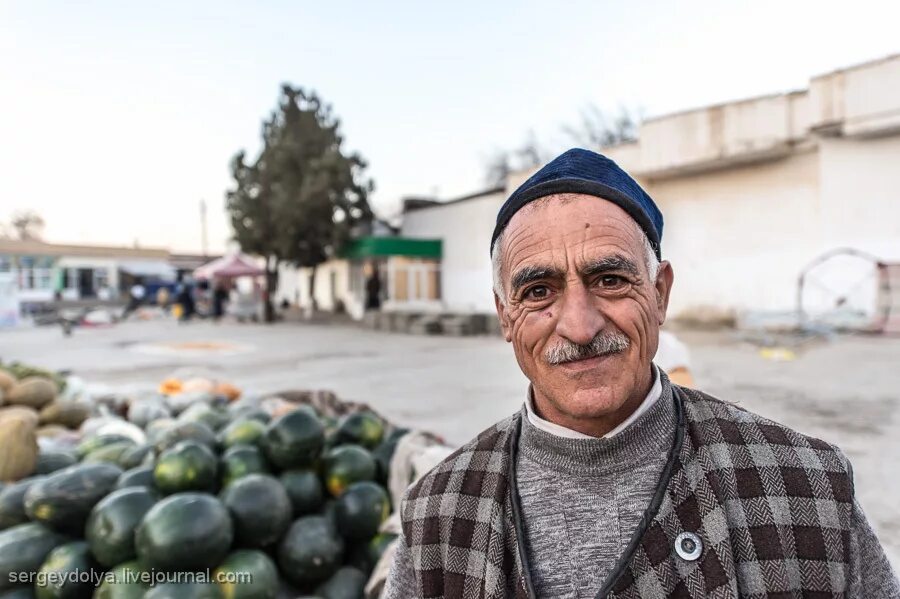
[399,386,855,598]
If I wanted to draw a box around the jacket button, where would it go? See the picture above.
[675,532,703,561]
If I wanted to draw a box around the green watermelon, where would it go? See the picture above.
[320,499,338,529]
[144,582,223,599]
[179,403,231,433]
[85,487,159,567]
[34,452,77,475]
[228,408,270,426]
[321,445,376,498]
[145,419,177,448]
[218,420,266,450]
[220,474,291,549]
[262,409,324,470]
[154,441,218,494]
[313,566,367,599]
[24,463,122,534]
[333,482,390,541]
[0,523,67,591]
[135,492,233,571]
[214,550,279,599]
[114,465,155,490]
[93,560,148,599]
[277,515,344,586]
[83,442,136,466]
[279,470,323,516]
[34,541,97,599]
[75,435,133,459]
[335,412,384,450]
[0,477,44,530]
[274,584,306,599]
[371,429,408,484]
[117,444,154,470]
[367,532,397,566]
[152,422,217,454]
[0,588,36,598]
[347,531,397,575]
[220,445,269,488]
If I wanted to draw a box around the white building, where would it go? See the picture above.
[400,54,900,330]
[0,238,175,305]
[276,235,443,320]
[400,188,505,315]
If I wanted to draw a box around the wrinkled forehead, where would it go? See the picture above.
[500,194,645,274]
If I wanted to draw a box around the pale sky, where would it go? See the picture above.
[1,0,898,253]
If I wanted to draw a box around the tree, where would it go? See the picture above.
[9,211,45,240]
[562,104,640,148]
[483,131,548,187]
[227,85,374,322]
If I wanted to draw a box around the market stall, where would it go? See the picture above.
[193,254,265,321]
[0,362,447,598]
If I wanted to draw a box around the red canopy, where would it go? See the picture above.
[193,254,264,280]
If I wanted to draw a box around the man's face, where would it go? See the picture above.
[494,194,673,431]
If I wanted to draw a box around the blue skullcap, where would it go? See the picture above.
[490,148,663,259]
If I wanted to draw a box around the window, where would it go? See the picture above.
[15,256,54,291]
[94,269,109,290]
[388,258,441,303]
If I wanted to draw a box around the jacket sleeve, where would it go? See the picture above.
[382,530,420,599]
[847,497,900,598]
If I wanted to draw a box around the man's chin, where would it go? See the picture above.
[550,385,630,420]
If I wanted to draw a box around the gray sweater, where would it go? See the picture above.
[385,393,899,598]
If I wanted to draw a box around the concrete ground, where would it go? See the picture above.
[2,319,898,567]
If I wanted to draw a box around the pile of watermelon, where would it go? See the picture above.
[0,382,409,599]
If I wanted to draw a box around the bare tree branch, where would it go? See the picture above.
[563,104,640,148]
[10,211,45,240]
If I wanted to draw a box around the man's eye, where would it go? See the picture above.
[598,275,627,289]
[524,285,550,300]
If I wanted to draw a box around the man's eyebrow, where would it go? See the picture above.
[510,265,564,293]
[581,254,640,277]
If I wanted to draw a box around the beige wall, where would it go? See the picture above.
[276,260,364,319]
[642,150,822,317]
[817,135,900,258]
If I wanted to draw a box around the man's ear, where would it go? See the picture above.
[654,261,674,325]
[494,292,512,342]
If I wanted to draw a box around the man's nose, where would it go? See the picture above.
[554,283,605,345]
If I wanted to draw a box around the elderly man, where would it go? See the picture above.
[384,149,898,598]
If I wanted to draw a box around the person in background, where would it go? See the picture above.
[122,279,145,319]
[365,264,382,311]
[156,286,170,309]
[212,280,229,321]
[384,148,898,598]
[176,278,195,322]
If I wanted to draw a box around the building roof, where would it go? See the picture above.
[169,253,223,270]
[514,52,900,181]
[402,186,505,213]
[0,238,170,259]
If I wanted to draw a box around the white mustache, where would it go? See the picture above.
[544,331,630,365]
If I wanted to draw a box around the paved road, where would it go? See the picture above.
[2,319,898,566]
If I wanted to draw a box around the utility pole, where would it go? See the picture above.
[200,199,208,258]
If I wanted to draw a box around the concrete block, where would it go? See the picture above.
[362,311,379,329]
[442,315,471,336]
[409,315,443,335]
